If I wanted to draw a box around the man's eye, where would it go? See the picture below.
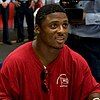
[50,24,57,29]
[63,23,68,28]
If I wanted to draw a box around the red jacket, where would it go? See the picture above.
[0,42,100,100]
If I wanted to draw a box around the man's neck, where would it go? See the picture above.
[32,40,60,66]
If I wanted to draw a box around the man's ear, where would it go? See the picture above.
[34,24,40,34]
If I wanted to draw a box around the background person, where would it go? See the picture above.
[0,4,100,100]
[66,0,100,82]
[33,0,43,12]
[13,0,35,43]
[0,0,12,45]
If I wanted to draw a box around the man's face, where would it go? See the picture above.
[38,12,69,49]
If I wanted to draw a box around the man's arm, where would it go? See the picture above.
[0,62,20,99]
[0,72,12,100]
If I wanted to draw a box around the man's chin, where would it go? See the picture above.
[53,44,64,49]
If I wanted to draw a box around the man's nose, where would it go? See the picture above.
[58,26,65,33]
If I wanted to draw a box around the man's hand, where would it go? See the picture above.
[1,2,8,8]
[29,1,35,10]
[14,1,21,7]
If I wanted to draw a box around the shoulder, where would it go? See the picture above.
[7,42,32,58]
[63,44,89,70]
[1,42,33,71]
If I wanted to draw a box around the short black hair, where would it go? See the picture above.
[35,4,67,26]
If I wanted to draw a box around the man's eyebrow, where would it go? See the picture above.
[63,20,68,23]
[49,20,68,23]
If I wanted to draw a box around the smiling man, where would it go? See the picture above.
[35,11,68,49]
[0,4,100,100]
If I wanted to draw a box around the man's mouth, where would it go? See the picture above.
[56,37,65,44]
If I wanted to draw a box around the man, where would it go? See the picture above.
[66,0,100,82]
[0,4,100,100]
[0,0,12,45]
[13,0,34,43]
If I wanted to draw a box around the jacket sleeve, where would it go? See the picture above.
[71,53,100,100]
[0,60,20,100]
[0,72,12,100]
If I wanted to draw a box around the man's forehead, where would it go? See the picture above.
[47,12,67,16]
[39,13,68,26]
[46,12,68,21]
